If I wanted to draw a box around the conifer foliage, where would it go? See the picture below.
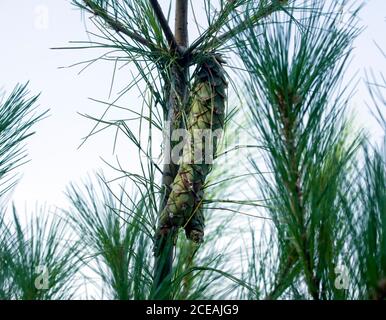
[1,0,385,300]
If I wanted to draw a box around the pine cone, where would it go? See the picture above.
[156,55,227,247]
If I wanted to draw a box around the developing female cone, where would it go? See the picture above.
[156,55,227,251]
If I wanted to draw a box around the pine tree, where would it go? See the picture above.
[1,0,385,301]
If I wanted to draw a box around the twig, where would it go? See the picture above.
[149,0,181,53]
[82,0,153,49]
[174,0,189,47]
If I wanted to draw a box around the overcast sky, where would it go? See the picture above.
[1,0,385,214]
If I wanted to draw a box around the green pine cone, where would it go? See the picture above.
[157,55,227,245]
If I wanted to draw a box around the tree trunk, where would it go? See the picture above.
[153,0,189,299]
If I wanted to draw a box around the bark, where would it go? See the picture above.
[153,64,188,298]
[175,0,189,47]
[153,0,190,298]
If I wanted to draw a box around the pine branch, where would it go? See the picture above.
[153,0,190,299]
[80,0,154,49]
[149,0,181,53]
[185,0,288,57]
[236,0,361,299]
[175,0,189,47]
[0,83,48,198]
[218,0,289,44]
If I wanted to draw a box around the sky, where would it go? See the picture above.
[0,0,385,214]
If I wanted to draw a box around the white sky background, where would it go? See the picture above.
[0,0,385,214]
